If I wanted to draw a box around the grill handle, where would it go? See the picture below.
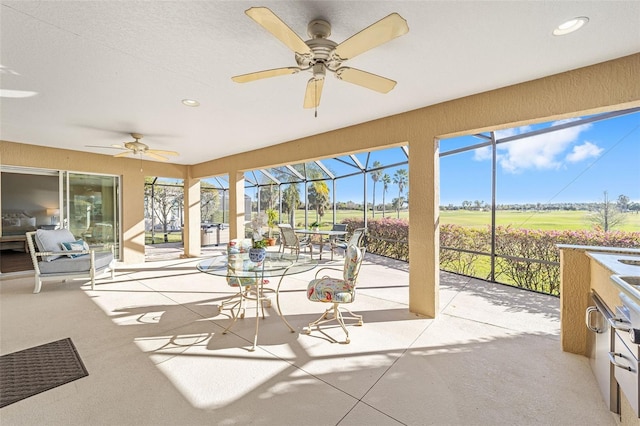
[608,351,634,372]
[586,306,602,333]
[607,316,631,332]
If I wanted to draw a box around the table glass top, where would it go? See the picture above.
[197,252,318,278]
[294,229,347,235]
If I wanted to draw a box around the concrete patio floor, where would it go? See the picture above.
[0,247,617,425]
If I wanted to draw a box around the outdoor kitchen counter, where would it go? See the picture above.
[557,245,640,356]
[586,250,640,424]
[557,246,640,424]
[587,251,640,305]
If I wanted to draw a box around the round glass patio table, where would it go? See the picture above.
[197,252,317,278]
[197,252,318,347]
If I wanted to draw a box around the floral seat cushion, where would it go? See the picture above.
[307,277,355,303]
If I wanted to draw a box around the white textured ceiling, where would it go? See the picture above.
[1,1,639,165]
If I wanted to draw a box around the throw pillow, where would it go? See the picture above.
[60,239,89,258]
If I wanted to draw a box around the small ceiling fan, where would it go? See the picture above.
[232,7,409,111]
[108,133,179,162]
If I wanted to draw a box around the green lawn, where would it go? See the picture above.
[145,231,183,244]
[290,209,408,228]
[290,208,638,232]
[439,209,640,231]
[146,208,637,244]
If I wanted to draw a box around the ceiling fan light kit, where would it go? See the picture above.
[232,7,409,112]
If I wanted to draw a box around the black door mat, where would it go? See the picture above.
[0,338,89,408]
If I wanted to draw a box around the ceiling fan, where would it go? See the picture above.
[108,133,179,162]
[231,7,409,112]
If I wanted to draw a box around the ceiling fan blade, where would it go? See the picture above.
[333,13,409,61]
[335,67,397,93]
[144,152,169,162]
[232,67,300,83]
[147,149,179,156]
[303,77,324,109]
[245,7,311,55]
[114,151,132,158]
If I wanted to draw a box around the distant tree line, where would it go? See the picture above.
[440,193,639,213]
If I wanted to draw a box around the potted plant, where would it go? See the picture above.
[248,213,268,262]
[310,221,320,231]
[265,208,278,246]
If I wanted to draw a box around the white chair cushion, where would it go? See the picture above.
[34,229,76,261]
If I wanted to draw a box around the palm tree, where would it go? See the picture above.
[308,180,330,223]
[381,173,391,217]
[393,168,408,218]
[282,184,300,225]
[370,161,383,218]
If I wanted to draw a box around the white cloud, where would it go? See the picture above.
[473,146,492,161]
[566,141,603,162]
[473,125,533,162]
[493,120,593,173]
[494,125,532,139]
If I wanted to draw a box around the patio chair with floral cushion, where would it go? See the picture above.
[304,244,365,343]
[222,237,271,351]
[222,238,257,319]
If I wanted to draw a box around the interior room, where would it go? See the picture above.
[1,1,639,425]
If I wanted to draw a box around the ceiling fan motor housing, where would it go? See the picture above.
[124,141,149,154]
[124,133,148,153]
[295,19,341,79]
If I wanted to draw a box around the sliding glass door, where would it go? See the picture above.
[63,172,120,258]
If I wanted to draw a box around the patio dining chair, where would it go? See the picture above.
[304,244,365,344]
[278,224,313,259]
[326,223,347,260]
[221,238,269,350]
[333,227,366,257]
[221,239,262,317]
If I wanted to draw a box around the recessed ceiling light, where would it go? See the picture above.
[181,99,200,107]
[0,89,38,98]
[553,17,589,36]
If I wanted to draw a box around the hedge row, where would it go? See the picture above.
[341,218,640,296]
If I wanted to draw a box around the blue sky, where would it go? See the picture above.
[217,110,639,207]
[332,110,639,206]
[439,111,639,206]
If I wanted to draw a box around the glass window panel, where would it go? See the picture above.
[66,172,120,255]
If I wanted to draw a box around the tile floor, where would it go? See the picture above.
[0,247,618,425]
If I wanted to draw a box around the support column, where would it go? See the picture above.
[408,136,439,318]
[228,170,245,241]
[183,175,201,258]
[558,247,591,355]
[122,172,146,264]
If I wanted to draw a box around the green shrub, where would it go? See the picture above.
[344,218,640,296]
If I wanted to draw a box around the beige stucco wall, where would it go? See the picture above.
[559,248,593,355]
[2,53,639,318]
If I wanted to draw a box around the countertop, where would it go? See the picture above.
[587,251,640,304]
